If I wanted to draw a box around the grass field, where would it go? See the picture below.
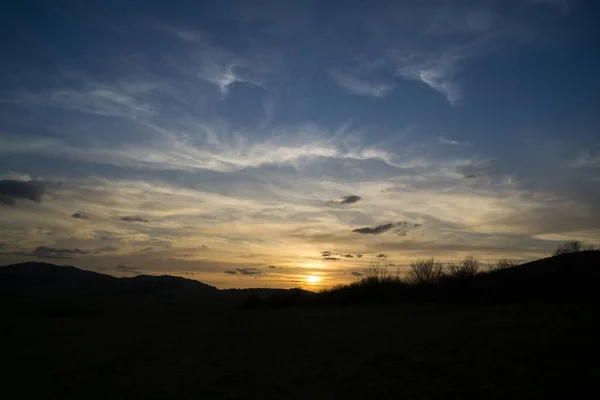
[4,300,599,399]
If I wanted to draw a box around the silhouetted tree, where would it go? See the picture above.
[553,240,583,256]
[405,258,443,285]
[446,256,480,279]
[488,259,516,272]
[364,259,394,284]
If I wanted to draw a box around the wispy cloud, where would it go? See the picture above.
[4,87,155,118]
[396,50,465,105]
[440,137,466,146]
[569,151,600,168]
[329,69,394,98]
[0,127,410,173]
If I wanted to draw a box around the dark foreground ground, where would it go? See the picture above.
[4,299,599,399]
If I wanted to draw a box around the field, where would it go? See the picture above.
[4,300,599,399]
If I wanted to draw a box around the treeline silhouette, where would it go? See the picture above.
[245,241,599,308]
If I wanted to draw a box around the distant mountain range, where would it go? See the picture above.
[2,251,599,314]
[0,262,307,316]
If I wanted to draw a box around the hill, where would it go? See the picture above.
[2,255,599,398]
[251,251,600,307]
[0,262,309,315]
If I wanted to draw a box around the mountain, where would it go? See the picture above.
[0,262,309,315]
[0,262,222,316]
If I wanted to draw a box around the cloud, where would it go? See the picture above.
[268,265,277,268]
[15,245,90,259]
[0,128,407,174]
[376,254,388,259]
[116,264,142,274]
[323,257,340,261]
[71,211,90,220]
[187,33,269,96]
[439,137,465,146]
[328,69,394,98]
[6,87,155,118]
[353,223,395,235]
[236,268,262,275]
[356,254,363,258]
[343,254,354,258]
[224,270,238,275]
[351,271,364,277]
[320,251,332,257]
[0,180,45,205]
[120,216,150,223]
[396,51,464,105]
[329,195,362,205]
[569,152,600,168]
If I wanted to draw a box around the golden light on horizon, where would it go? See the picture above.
[306,275,321,284]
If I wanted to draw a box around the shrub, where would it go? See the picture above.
[364,259,395,284]
[405,258,444,285]
[445,256,480,279]
[553,240,583,256]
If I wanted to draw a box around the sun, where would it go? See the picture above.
[306,275,321,284]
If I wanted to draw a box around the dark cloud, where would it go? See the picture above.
[351,271,364,277]
[236,268,262,275]
[394,221,409,236]
[376,254,388,258]
[329,195,362,205]
[353,221,411,235]
[116,264,141,274]
[356,254,363,258]
[268,265,278,268]
[0,180,45,205]
[343,254,354,258]
[13,245,90,259]
[353,223,395,235]
[0,197,16,206]
[323,257,340,261]
[457,165,487,179]
[120,216,150,223]
[141,246,154,252]
[71,211,89,220]
[224,270,238,275]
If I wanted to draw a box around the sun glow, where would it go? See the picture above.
[306,275,321,284]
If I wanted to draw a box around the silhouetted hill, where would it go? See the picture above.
[251,251,600,308]
[0,262,218,292]
[126,274,218,292]
[0,261,118,289]
[0,262,309,315]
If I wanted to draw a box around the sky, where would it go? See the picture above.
[1,0,599,289]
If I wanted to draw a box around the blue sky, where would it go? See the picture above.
[1,0,599,288]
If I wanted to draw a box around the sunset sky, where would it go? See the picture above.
[1,0,599,288]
